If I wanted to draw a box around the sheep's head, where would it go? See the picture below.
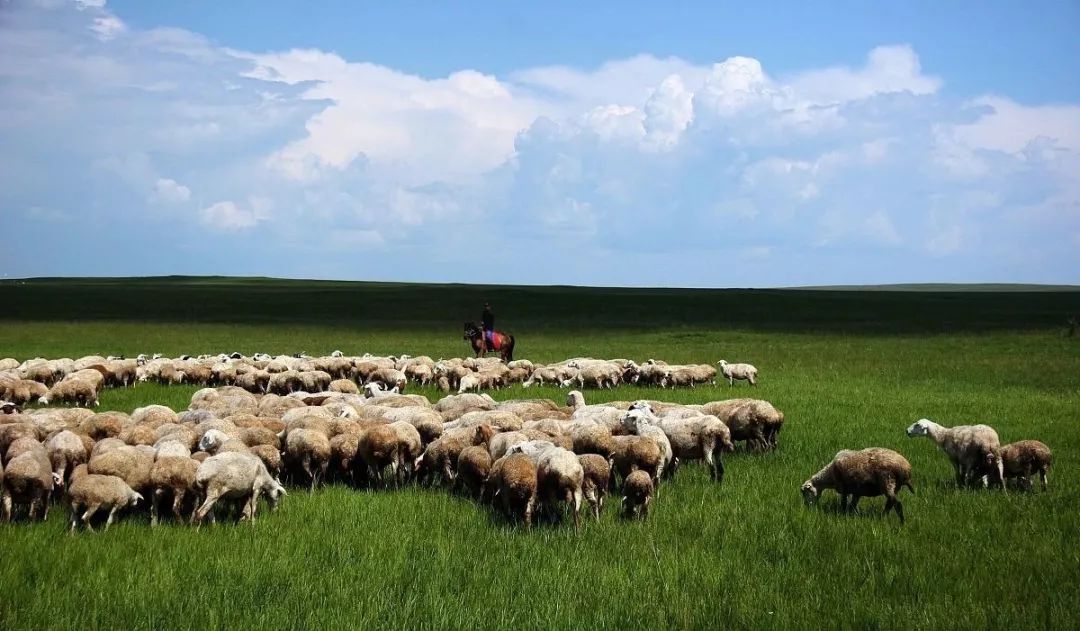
[51,471,64,488]
[566,390,584,408]
[622,409,651,433]
[717,360,728,368]
[800,481,819,505]
[628,400,654,414]
[130,491,144,507]
[473,424,496,445]
[906,419,933,438]
[198,429,229,452]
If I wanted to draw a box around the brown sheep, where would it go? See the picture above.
[801,448,914,523]
[149,456,199,525]
[88,445,154,495]
[2,448,59,521]
[578,454,610,521]
[996,440,1053,491]
[456,445,492,499]
[621,470,653,519]
[608,435,662,488]
[249,444,283,480]
[46,430,90,487]
[492,453,538,529]
[285,428,331,491]
[358,424,401,487]
[571,424,615,458]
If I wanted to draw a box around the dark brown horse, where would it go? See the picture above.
[464,322,515,362]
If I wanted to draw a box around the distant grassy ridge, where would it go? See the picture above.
[1,276,1077,333]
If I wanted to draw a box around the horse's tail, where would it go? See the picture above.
[506,335,515,362]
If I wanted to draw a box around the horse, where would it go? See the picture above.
[464,322,515,362]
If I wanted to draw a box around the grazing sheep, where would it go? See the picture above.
[654,414,733,482]
[717,360,757,386]
[801,448,914,523]
[536,447,584,531]
[456,445,493,499]
[149,456,199,525]
[996,440,1053,491]
[193,452,286,525]
[621,409,673,483]
[2,448,60,521]
[699,399,784,451]
[285,428,331,491]
[87,445,154,495]
[491,453,539,529]
[621,470,653,519]
[357,424,401,487]
[906,419,1004,490]
[608,435,663,489]
[46,430,89,487]
[390,421,423,483]
[578,454,610,521]
[328,379,360,395]
[40,378,100,407]
[67,472,143,533]
[367,368,407,393]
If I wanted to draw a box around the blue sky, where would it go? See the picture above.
[1,0,1078,286]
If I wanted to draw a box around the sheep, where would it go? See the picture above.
[621,470,653,519]
[367,368,407,393]
[571,423,615,459]
[621,409,673,483]
[40,378,99,407]
[801,448,914,523]
[578,454,610,521]
[905,419,1004,490]
[87,445,154,495]
[995,440,1053,491]
[653,414,733,482]
[717,360,757,386]
[328,379,360,394]
[489,453,538,529]
[193,452,286,525]
[456,445,492,499]
[149,456,199,525]
[608,435,663,490]
[418,424,495,486]
[2,448,60,521]
[67,472,143,533]
[198,429,250,455]
[699,399,784,451]
[433,392,496,420]
[46,429,90,487]
[249,444,283,481]
[390,421,423,483]
[0,423,41,461]
[358,424,401,487]
[1,379,47,406]
[536,447,584,531]
[284,428,331,491]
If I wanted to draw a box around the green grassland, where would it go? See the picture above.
[1,277,1078,630]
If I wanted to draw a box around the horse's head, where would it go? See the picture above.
[463,322,479,340]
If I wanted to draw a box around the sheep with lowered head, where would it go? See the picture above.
[621,470,653,519]
[193,451,286,525]
[906,418,1004,490]
[67,468,143,533]
[578,454,610,521]
[994,440,1053,491]
[717,360,757,386]
[801,448,914,523]
[536,446,584,531]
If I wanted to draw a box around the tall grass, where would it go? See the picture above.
[0,280,1077,629]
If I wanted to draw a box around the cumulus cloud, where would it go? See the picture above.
[1,1,1077,285]
[151,178,191,203]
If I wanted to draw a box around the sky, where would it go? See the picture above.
[1,0,1078,286]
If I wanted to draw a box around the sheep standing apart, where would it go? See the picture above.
[67,471,142,533]
[801,448,914,523]
[621,470,653,519]
[717,360,757,386]
[578,454,610,521]
[536,447,584,531]
[996,440,1053,491]
[193,452,286,525]
[905,419,1004,490]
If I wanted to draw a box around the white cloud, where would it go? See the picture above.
[75,0,107,9]
[151,178,191,203]
[199,198,269,231]
[90,15,125,40]
[788,45,942,104]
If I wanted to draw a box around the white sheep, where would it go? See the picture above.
[717,360,757,386]
[193,452,286,525]
[906,418,1004,490]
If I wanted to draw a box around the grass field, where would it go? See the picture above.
[1,277,1079,629]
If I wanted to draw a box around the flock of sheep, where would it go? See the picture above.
[0,353,760,410]
[0,351,1054,532]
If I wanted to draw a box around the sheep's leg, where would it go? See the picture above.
[194,489,223,526]
[1039,469,1048,491]
[641,496,650,519]
[172,489,186,522]
[301,455,315,492]
[151,488,164,526]
[69,502,81,534]
[0,493,10,523]
[104,505,120,531]
[28,498,39,522]
[571,489,582,533]
[848,495,861,514]
[82,504,100,532]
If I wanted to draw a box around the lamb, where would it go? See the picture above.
[489,453,538,529]
[536,447,584,531]
[578,454,610,521]
[717,360,757,386]
[456,445,492,499]
[193,452,286,525]
[905,419,1004,490]
[67,471,143,533]
[46,429,90,487]
[149,456,199,526]
[995,440,1053,491]
[621,470,653,519]
[801,448,914,523]
[2,448,60,521]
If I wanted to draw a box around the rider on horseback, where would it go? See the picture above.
[481,303,495,351]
